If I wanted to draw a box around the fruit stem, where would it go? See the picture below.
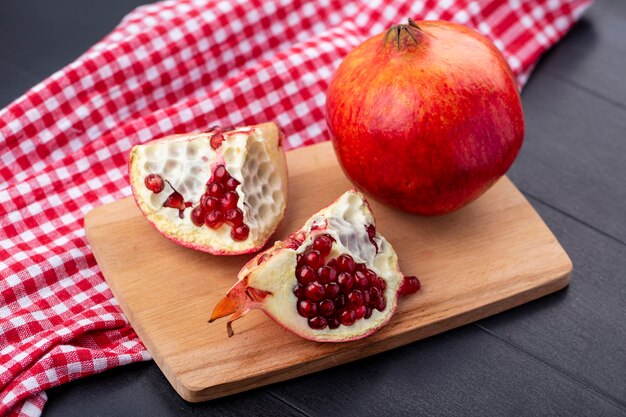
[383,18,423,50]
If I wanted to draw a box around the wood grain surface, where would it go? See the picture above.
[85,140,572,402]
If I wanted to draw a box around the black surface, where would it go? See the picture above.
[2,1,625,416]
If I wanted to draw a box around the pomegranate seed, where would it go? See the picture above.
[369,287,382,304]
[340,310,356,326]
[303,250,324,270]
[297,300,318,318]
[305,282,325,302]
[224,208,244,225]
[325,282,340,299]
[296,253,304,265]
[336,254,356,273]
[328,318,340,329]
[293,284,305,299]
[337,272,354,292]
[210,133,224,150]
[366,224,379,252]
[190,206,206,227]
[201,195,220,211]
[365,269,377,283]
[163,191,191,219]
[231,224,250,241]
[297,266,316,285]
[398,275,421,295]
[220,191,239,210]
[319,299,336,317]
[375,297,386,312]
[376,277,387,290]
[356,263,367,273]
[205,210,223,229]
[308,316,328,330]
[212,165,228,183]
[364,307,373,319]
[317,266,337,284]
[354,271,369,289]
[327,258,337,268]
[335,294,346,309]
[144,174,164,193]
[348,290,363,308]
[224,177,240,191]
[362,289,371,305]
[207,183,224,198]
[312,234,334,257]
[355,305,367,319]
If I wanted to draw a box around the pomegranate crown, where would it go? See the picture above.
[383,18,423,49]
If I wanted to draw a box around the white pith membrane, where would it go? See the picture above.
[129,122,287,254]
[228,190,404,342]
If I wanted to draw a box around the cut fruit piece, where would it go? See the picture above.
[209,190,421,342]
[129,122,288,255]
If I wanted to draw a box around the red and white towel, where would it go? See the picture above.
[0,0,591,415]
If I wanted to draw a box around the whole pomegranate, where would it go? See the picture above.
[326,19,524,215]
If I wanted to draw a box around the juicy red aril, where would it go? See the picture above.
[348,290,363,307]
[210,133,224,150]
[224,208,244,225]
[336,254,356,273]
[212,165,228,183]
[163,190,192,219]
[369,286,381,302]
[220,191,239,210]
[190,206,206,227]
[293,284,305,299]
[325,282,340,298]
[201,195,219,211]
[312,234,334,257]
[337,272,354,292]
[317,266,337,284]
[231,224,250,241]
[305,282,325,302]
[354,271,369,289]
[144,174,164,193]
[366,224,379,253]
[303,250,324,270]
[205,210,223,229]
[398,275,421,295]
[294,249,387,329]
[297,266,316,285]
[319,299,335,317]
[340,310,356,326]
[207,183,224,198]
[308,316,328,330]
[224,177,239,191]
[298,300,318,318]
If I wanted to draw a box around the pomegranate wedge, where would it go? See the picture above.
[210,190,421,342]
[129,122,287,255]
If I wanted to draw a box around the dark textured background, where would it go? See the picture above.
[1,1,625,415]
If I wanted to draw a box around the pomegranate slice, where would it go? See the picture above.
[210,190,421,342]
[129,122,288,255]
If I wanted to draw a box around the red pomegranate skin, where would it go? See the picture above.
[325,21,524,215]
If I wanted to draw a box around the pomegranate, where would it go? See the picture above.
[129,122,288,255]
[209,190,421,342]
[326,19,524,215]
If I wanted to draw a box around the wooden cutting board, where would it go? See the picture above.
[85,141,571,402]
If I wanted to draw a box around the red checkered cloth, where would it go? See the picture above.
[0,0,591,415]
